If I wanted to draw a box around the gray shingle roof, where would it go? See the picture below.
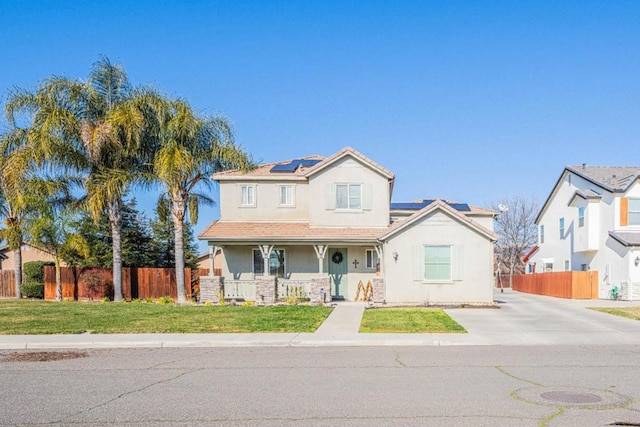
[609,231,640,247]
[567,165,640,192]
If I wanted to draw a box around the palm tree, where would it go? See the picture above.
[153,99,252,303]
[4,57,160,301]
[0,128,32,297]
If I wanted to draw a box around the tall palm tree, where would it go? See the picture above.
[0,128,32,298]
[153,99,252,303]
[4,57,159,301]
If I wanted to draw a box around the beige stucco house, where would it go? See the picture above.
[0,244,56,271]
[199,147,497,304]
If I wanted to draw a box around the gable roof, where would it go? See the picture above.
[303,147,395,180]
[566,165,640,193]
[391,199,495,216]
[213,155,325,180]
[536,165,640,224]
[379,199,498,242]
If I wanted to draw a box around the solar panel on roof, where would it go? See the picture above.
[269,158,322,173]
[390,200,472,212]
[447,203,471,211]
[297,159,322,167]
[270,163,298,172]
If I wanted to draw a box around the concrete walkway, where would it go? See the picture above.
[314,302,365,335]
[2,290,640,349]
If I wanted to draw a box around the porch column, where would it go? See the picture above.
[259,244,274,277]
[313,244,328,275]
[208,243,217,277]
[375,245,384,276]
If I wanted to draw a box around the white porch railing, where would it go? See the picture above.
[277,280,312,300]
[224,280,257,301]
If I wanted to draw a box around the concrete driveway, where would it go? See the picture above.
[445,289,640,345]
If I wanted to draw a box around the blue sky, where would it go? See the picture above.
[2,1,639,250]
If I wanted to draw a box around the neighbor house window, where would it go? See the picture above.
[544,262,553,272]
[336,183,361,210]
[559,218,565,239]
[240,185,255,206]
[564,260,570,271]
[629,198,640,225]
[253,249,285,278]
[279,185,294,206]
[578,207,585,227]
[365,249,378,270]
[539,225,545,244]
[424,245,451,281]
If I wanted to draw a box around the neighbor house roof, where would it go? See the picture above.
[380,199,498,242]
[609,231,640,247]
[566,165,640,193]
[537,165,640,224]
[199,221,386,244]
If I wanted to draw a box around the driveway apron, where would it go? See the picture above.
[445,289,640,345]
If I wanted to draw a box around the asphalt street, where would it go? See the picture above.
[1,345,640,426]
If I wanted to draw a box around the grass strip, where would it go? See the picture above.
[0,300,332,334]
[589,306,640,321]
[360,307,466,333]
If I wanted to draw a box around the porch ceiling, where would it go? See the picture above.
[199,221,385,244]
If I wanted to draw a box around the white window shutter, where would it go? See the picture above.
[412,245,424,281]
[325,183,335,209]
[362,183,373,210]
[452,245,464,281]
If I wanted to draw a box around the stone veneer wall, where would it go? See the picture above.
[310,277,332,305]
[199,276,223,304]
[256,276,277,305]
[372,277,385,304]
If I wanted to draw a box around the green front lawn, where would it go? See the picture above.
[359,307,466,333]
[590,306,640,321]
[0,300,333,334]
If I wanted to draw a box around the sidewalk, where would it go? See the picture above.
[2,290,640,349]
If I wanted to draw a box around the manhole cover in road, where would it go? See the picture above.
[541,390,602,404]
[514,387,632,409]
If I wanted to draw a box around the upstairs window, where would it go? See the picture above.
[578,207,585,228]
[539,225,545,244]
[279,185,294,206]
[240,185,255,207]
[336,183,361,210]
[559,218,565,239]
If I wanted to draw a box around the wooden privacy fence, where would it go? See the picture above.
[509,271,599,299]
[0,271,16,298]
[44,267,217,301]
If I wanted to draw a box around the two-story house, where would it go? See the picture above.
[528,165,640,300]
[199,147,497,304]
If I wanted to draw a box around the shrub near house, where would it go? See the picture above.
[21,261,54,299]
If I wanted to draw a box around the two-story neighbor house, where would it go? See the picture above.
[199,147,497,304]
[528,165,640,300]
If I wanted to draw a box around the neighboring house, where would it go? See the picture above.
[0,244,57,271]
[199,147,497,304]
[528,165,640,300]
[196,249,222,273]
